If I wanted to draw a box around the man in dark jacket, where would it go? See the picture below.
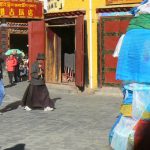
[12,50,23,82]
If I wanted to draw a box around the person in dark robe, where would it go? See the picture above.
[22,53,54,111]
[12,50,23,82]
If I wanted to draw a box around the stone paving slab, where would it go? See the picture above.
[0,79,122,150]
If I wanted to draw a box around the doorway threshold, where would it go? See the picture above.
[46,82,78,94]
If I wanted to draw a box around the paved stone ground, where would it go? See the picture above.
[0,76,122,150]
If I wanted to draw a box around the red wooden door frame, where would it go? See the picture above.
[28,20,45,79]
[75,15,84,87]
[45,27,61,83]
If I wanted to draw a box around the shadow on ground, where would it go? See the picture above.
[4,83,16,88]
[3,144,25,150]
[52,97,61,108]
[0,97,61,113]
[0,100,21,113]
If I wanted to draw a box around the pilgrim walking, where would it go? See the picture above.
[22,53,54,111]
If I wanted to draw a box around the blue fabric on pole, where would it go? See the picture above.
[145,104,150,112]
[116,29,150,83]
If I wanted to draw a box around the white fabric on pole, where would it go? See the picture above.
[111,116,136,150]
[132,88,150,120]
[113,34,125,58]
[137,1,150,14]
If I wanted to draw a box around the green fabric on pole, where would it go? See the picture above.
[127,14,150,31]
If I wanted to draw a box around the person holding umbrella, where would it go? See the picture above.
[22,53,54,111]
[5,49,24,83]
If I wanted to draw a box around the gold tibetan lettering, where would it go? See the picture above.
[19,9,25,16]
[9,8,15,16]
[28,9,33,17]
[7,2,11,7]
[2,2,6,7]
[0,8,5,16]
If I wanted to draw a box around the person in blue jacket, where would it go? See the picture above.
[0,50,5,114]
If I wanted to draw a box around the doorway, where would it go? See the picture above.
[57,26,75,84]
[46,26,75,84]
[9,34,28,55]
[45,15,84,87]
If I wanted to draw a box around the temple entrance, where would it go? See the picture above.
[27,15,85,88]
[46,26,75,85]
[45,15,84,87]
[61,26,75,84]
[9,34,28,55]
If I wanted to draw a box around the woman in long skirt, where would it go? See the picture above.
[22,53,54,111]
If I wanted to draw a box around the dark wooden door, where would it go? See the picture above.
[99,16,132,86]
[45,28,61,83]
[28,20,45,78]
[75,15,84,87]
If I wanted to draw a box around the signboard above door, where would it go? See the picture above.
[0,1,43,19]
[106,0,142,5]
[47,0,64,11]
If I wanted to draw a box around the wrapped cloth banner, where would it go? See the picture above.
[116,29,150,83]
[111,116,136,150]
[110,83,150,150]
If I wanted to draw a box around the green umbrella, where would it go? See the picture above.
[5,49,25,57]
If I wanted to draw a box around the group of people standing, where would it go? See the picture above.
[6,50,28,86]
[0,50,54,113]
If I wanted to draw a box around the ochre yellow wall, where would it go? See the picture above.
[47,0,139,89]
[47,0,87,12]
